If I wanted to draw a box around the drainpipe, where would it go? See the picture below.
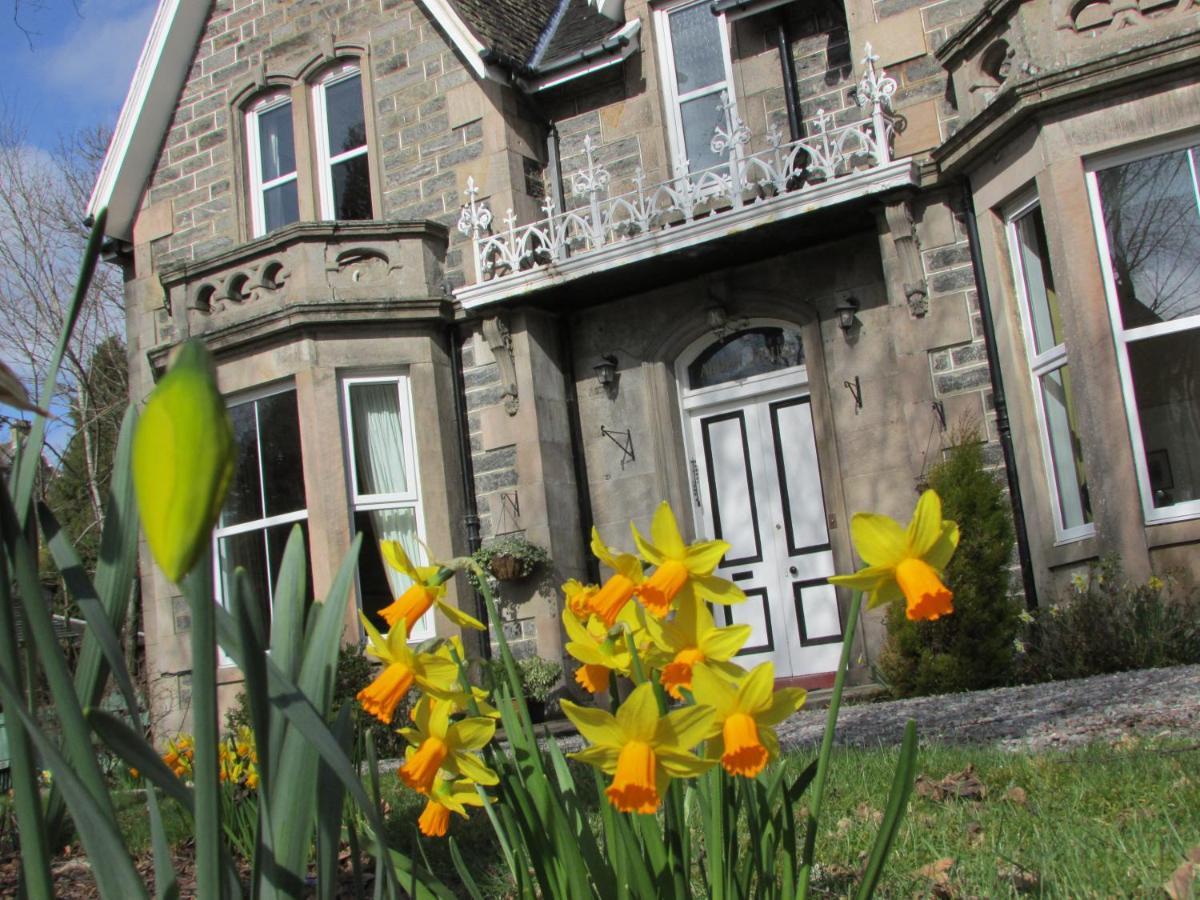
[546,122,567,215]
[960,179,1039,610]
[449,322,491,656]
[774,13,802,142]
[559,317,601,584]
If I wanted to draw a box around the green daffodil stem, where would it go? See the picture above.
[473,566,533,735]
[183,552,224,900]
[798,589,864,900]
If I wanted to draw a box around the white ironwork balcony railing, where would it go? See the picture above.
[456,46,910,304]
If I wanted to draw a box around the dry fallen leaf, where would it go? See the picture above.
[834,817,853,838]
[1163,846,1200,900]
[1005,786,1028,806]
[915,765,987,802]
[916,857,956,896]
[964,820,985,848]
[855,802,883,825]
[997,860,1040,894]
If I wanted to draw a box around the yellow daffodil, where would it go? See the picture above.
[397,694,498,795]
[562,682,715,814]
[379,540,485,632]
[588,528,647,626]
[642,595,750,701]
[356,614,461,724]
[563,578,599,622]
[417,775,488,838]
[562,608,634,694]
[631,502,747,617]
[828,489,959,621]
[691,662,805,778]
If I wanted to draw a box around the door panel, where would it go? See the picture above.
[690,389,841,679]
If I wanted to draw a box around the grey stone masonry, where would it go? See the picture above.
[144,0,483,285]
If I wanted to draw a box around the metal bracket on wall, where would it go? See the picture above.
[481,316,519,416]
[932,399,947,431]
[844,376,863,412]
[499,491,521,531]
[600,425,635,469]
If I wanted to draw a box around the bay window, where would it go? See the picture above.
[1007,199,1093,540]
[342,375,433,640]
[1089,138,1200,521]
[244,60,374,238]
[214,385,311,648]
[246,94,300,236]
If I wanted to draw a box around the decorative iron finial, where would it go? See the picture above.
[457,177,493,237]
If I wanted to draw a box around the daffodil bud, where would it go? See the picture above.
[133,340,234,583]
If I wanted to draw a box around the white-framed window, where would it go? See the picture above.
[213,384,311,663]
[654,0,739,175]
[312,64,373,221]
[1087,136,1200,523]
[1006,196,1094,542]
[342,374,433,641]
[246,93,300,237]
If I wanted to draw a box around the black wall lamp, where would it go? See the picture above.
[593,354,619,388]
[835,295,860,332]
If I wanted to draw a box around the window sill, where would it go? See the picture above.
[1043,532,1099,570]
[1145,515,1200,550]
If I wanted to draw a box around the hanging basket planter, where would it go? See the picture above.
[488,553,524,581]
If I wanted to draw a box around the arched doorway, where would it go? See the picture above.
[676,322,842,681]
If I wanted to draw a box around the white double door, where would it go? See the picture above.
[684,379,843,680]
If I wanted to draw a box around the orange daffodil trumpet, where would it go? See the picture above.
[417,775,489,838]
[396,692,498,795]
[631,502,746,617]
[828,489,960,621]
[379,540,486,632]
[562,607,635,695]
[356,613,460,724]
[641,595,749,701]
[691,662,806,778]
[588,529,647,626]
[562,683,715,814]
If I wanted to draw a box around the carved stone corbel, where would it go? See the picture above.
[481,316,519,416]
[884,200,929,317]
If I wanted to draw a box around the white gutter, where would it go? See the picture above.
[86,0,212,243]
[524,19,641,93]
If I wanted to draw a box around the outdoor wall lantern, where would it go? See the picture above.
[835,296,860,333]
[593,355,619,388]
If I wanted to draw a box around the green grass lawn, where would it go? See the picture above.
[94,735,1198,897]
[375,736,1199,897]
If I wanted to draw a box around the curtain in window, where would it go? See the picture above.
[350,383,420,597]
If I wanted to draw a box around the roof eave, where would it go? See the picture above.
[523,18,641,92]
[415,0,511,83]
[86,0,212,244]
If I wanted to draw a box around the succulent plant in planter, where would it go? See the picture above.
[516,655,563,723]
[469,534,551,584]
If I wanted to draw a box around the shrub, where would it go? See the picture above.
[878,432,1021,696]
[1018,557,1200,681]
[516,655,562,703]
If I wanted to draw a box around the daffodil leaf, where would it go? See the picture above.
[906,489,944,558]
[849,513,908,568]
[560,699,623,747]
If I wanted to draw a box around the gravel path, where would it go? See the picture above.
[776,664,1200,752]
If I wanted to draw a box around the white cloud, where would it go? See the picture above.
[37,0,157,109]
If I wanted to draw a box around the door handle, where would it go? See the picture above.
[788,566,799,577]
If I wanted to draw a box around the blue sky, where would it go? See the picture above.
[1,0,157,151]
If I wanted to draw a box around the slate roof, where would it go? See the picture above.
[448,0,626,71]
[538,0,625,69]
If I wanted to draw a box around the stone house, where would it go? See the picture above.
[87,0,1199,737]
